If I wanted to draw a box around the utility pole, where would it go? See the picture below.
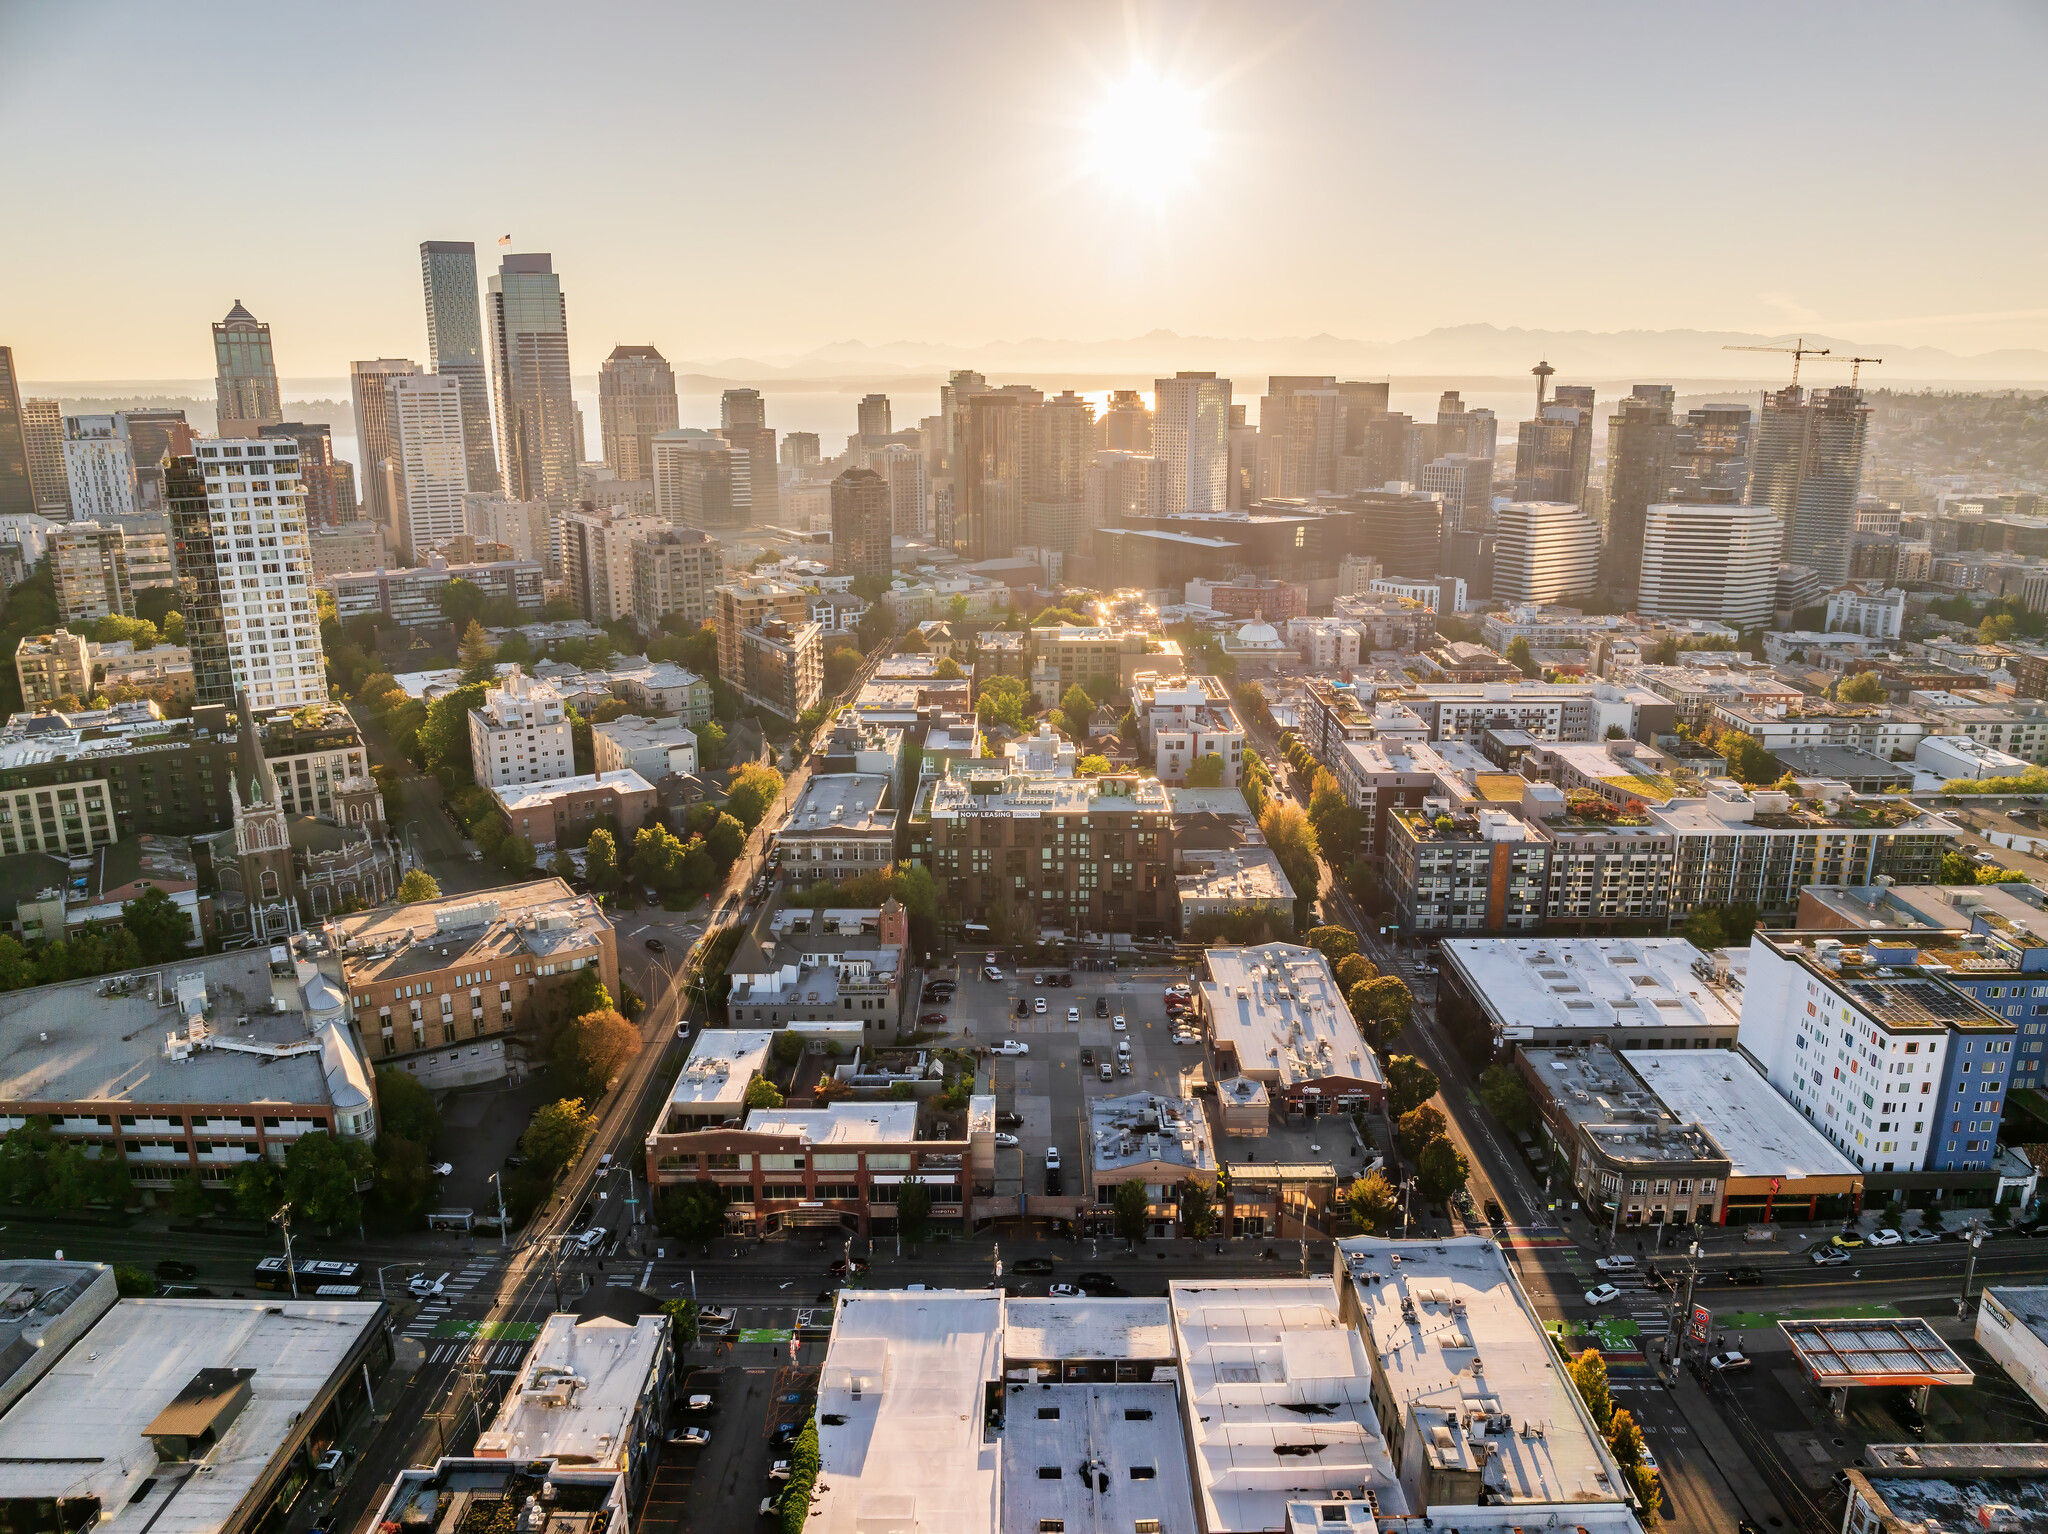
[1958,1225,1986,1318]
[272,1202,298,1299]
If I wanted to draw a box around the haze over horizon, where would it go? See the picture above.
[5,0,2046,381]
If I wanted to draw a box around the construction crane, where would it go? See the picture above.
[1722,336,1830,387]
[1845,355,1883,389]
[1531,359,1556,411]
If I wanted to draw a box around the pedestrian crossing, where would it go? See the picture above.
[421,1339,532,1368]
[400,1256,500,1339]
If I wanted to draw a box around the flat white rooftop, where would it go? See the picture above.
[1623,1050,1862,1180]
[815,1290,1004,1534]
[1442,937,1740,1041]
[1002,1298,1175,1362]
[476,1310,666,1465]
[1201,944,1384,1092]
[999,1383,1196,1534]
[1168,1278,1406,1532]
[665,1029,774,1110]
[1336,1237,1625,1507]
[0,1298,381,1534]
[746,1101,919,1145]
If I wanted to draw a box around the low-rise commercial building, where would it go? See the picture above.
[494,769,659,851]
[0,1261,118,1416]
[1916,733,2030,781]
[1976,1286,2048,1415]
[1199,942,1386,1112]
[591,714,696,781]
[1436,935,1741,1059]
[329,881,617,1087]
[1840,1445,2048,1534]
[1175,843,1296,935]
[725,901,909,1036]
[1085,1092,1217,1238]
[369,1458,628,1534]
[773,772,896,873]
[651,1029,774,1134]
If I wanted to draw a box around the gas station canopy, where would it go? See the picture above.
[1779,1318,1975,1390]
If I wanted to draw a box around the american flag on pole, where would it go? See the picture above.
[497,234,512,245]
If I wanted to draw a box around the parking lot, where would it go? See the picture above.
[644,1344,817,1534]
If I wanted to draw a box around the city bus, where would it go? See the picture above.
[253,1256,362,1291]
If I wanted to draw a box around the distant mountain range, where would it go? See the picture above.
[670,323,2048,386]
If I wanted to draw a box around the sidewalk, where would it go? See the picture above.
[1669,1369,1796,1530]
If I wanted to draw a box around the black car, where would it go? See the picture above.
[1045,1170,1064,1197]
[1095,998,1109,1017]
[154,1259,198,1281]
[996,1112,1023,1128]
[1073,1272,1129,1295]
[1483,1199,1505,1226]
[1726,1266,1765,1286]
[1013,1257,1055,1275]
[645,937,666,952]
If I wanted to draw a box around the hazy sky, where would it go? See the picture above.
[5,0,2046,378]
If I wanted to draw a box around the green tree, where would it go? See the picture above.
[584,827,620,890]
[1308,769,1361,855]
[724,763,786,830]
[745,1076,785,1110]
[1478,1065,1537,1134]
[1059,683,1095,741]
[632,822,688,890]
[1386,1055,1439,1118]
[977,675,1032,732]
[168,1173,213,1220]
[121,885,191,961]
[1980,613,2017,645]
[552,1008,640,1102]
[522,1097,598,1175]
[1720,730,1780,785]
[1837,670,1887,703]
[1609,1406,1645,1467]
[1349,975,1412,1049]
[657,1182,730,1243]
[896,629,931,653]
[398,869,441,903]
[1260,799,1321,918]
[1076,753,1110,775]
[932,655,965,681]
[1112,1178,1152,1242]
[498,834,536,876]
[894,1176,931,1244]
[114,1265,155,1297]
[416,680,490,780]
[1181,1179,1217,1238]
[438,577,487,631]
[1304,925,1358,962]
[1334,954,1378,990]
[283,1131,374,1229]
[373,1133,435,1221]
[660,1296,701,1349]
[1505,637,1536,676]
[1118,707,1138,743]
[162,610,187,647]
[1416,1137,1469,1204]
[375,1067,441,1145]
[458,619,497,678]
[231,1157,287,1219]
[1396,1104,1447,1159]
[1569,1348,1614,1431]
[1344,1171,1401,1233]
[1184,753,1227,787]
[704,811,746,870]
[1939,851,1978,885]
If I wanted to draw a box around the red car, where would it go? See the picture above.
[919,1011,948,1026]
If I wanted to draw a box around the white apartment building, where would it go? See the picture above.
[562,507,665,623]
[1151,372,1230,512]
[1493,500,1600,605]
[390,373,470,560]
[63,417,136,521]
[1136,673,1245,786]
[49,523,131,624]
[192,436,326,710]
[875,442,927,536]
[591,714,697,780]
[1825,585,1908,640]
[652,430,752,528]
[466,664,573,788]
[463,495,550,565]
[1636,502,1781,629]
[1286,616,1361,670]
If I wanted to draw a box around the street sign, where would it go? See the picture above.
[1688,1305,1711,1346]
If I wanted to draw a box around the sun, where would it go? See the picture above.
[1086,69,1207,202]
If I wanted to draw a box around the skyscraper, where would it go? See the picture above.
[171,437,325,711]
[1673,403,1755,502]
[487,253,577,507]
[878,443,928,537]
[20,397,69,514]
[349,358,423,531]
[1751,385,1870,582]
[1431,390,1498,462]
[1343,488,1443,579]
[717,389,778,524]
[1024,390,1095,553]
[64,416,137,520]
[956,390,1026,559]
[1256,376,1340,499]
[0,346,36,516]
[261,421,353,525]
[830,467,892,579]
[1492,501,1601,605]
[1419,453,1494,534]
[1153,371,1230,512]
[1600,385,1678,597]
[50,522,134,624]
[420,241,502,494]
[1513,401,1593,505]
[117,408,195,513]
[781,433,820,471]
[598,345,678,482]
[1636,502,1781,629]
[856,394,892,442]
[652,430,751,529]
[390,374,471,561]
[212,301,283,431]
[1100,390,1152,451]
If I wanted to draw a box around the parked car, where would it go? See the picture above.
[1045,1147,1061,1169]
[685,1392,715,1411]
[1593,1255,1637,1274]
[1013,1257,1055,1275]
[1831,1233,1865,1249]
[1100,1063,1113,1080]
[1706,1351,1751,1373]
[155,1259,198,1281]
[1903,1227,1940,1245]
[1080,1049,1094,1066]
[1112,1015,1127,1031]
[1725,1266,1765,1286]
[919,1012,948,1026]
[1067,1005,1080,1022]
[1113,1013,1127,1029]
[994,1040,1029,1056]
[680,1426,712,1446]
[758,1500,780,1519]
[1584,1284,1623,1306]
[1117,1060,1132,1075]
[1047,1284,1086,1299]
[995,1132,1019,1147]
[1896,1397,1926,1437]
[1016,1000,1030,1017]
[1095,998,1109,1017]
[1867,1228,1903,1248]
[767,1460,792,1482]
[996,1112,1023,1128]
[1034,997,1047,1013]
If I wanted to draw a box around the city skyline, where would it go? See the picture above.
[4,2,2046,379]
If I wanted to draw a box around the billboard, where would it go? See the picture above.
[1688,1304,1711,1346]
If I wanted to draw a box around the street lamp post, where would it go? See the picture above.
[488,1173,508,1252]
[1958,1225,1986,1317]
[373,1260,417,1302]
[271,1203,298,1300]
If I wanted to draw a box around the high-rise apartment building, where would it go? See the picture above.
[1419,453,1494,533]
[1336,410,1414,492]
[1085,450,1160,531]
[714,578,810,684]
[652,430,751,529]
[1100,389,1152,451]
[561,507,666,623]
[1636,503,1782,629]
[1751,384,1870,582]
[487,253,577,507]
[1342,488,1443,579]
[464,494,550,566]
[1673,403,1754,502]
[830,467,892,580]
[64,416,137,520]
[715,389,778,526]
[956,390,1026,559]
[1023,390,1094,553]
[171,437,324,711]
[877,442,928,537]
[116,409,196,513]
[50,522,134,624]
[1492,500,1601,605]
[1431,390,1497,462]
[420,240,501,494]
[1256,376,1341,499]
[467,666,572,789]
[20,398,69,514]
[1601,385,1678,596]
[1513,401,1593,505]
[261,421,353,525]
[212,301,283,431]
[598,345,678,482]
[0,347,33,516]
[390,374,471,561]
[1152,371,1231,512]
[781,433,820,471]
[349,358,422,532]
[629,526,724,632]
[856,394,891,442]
